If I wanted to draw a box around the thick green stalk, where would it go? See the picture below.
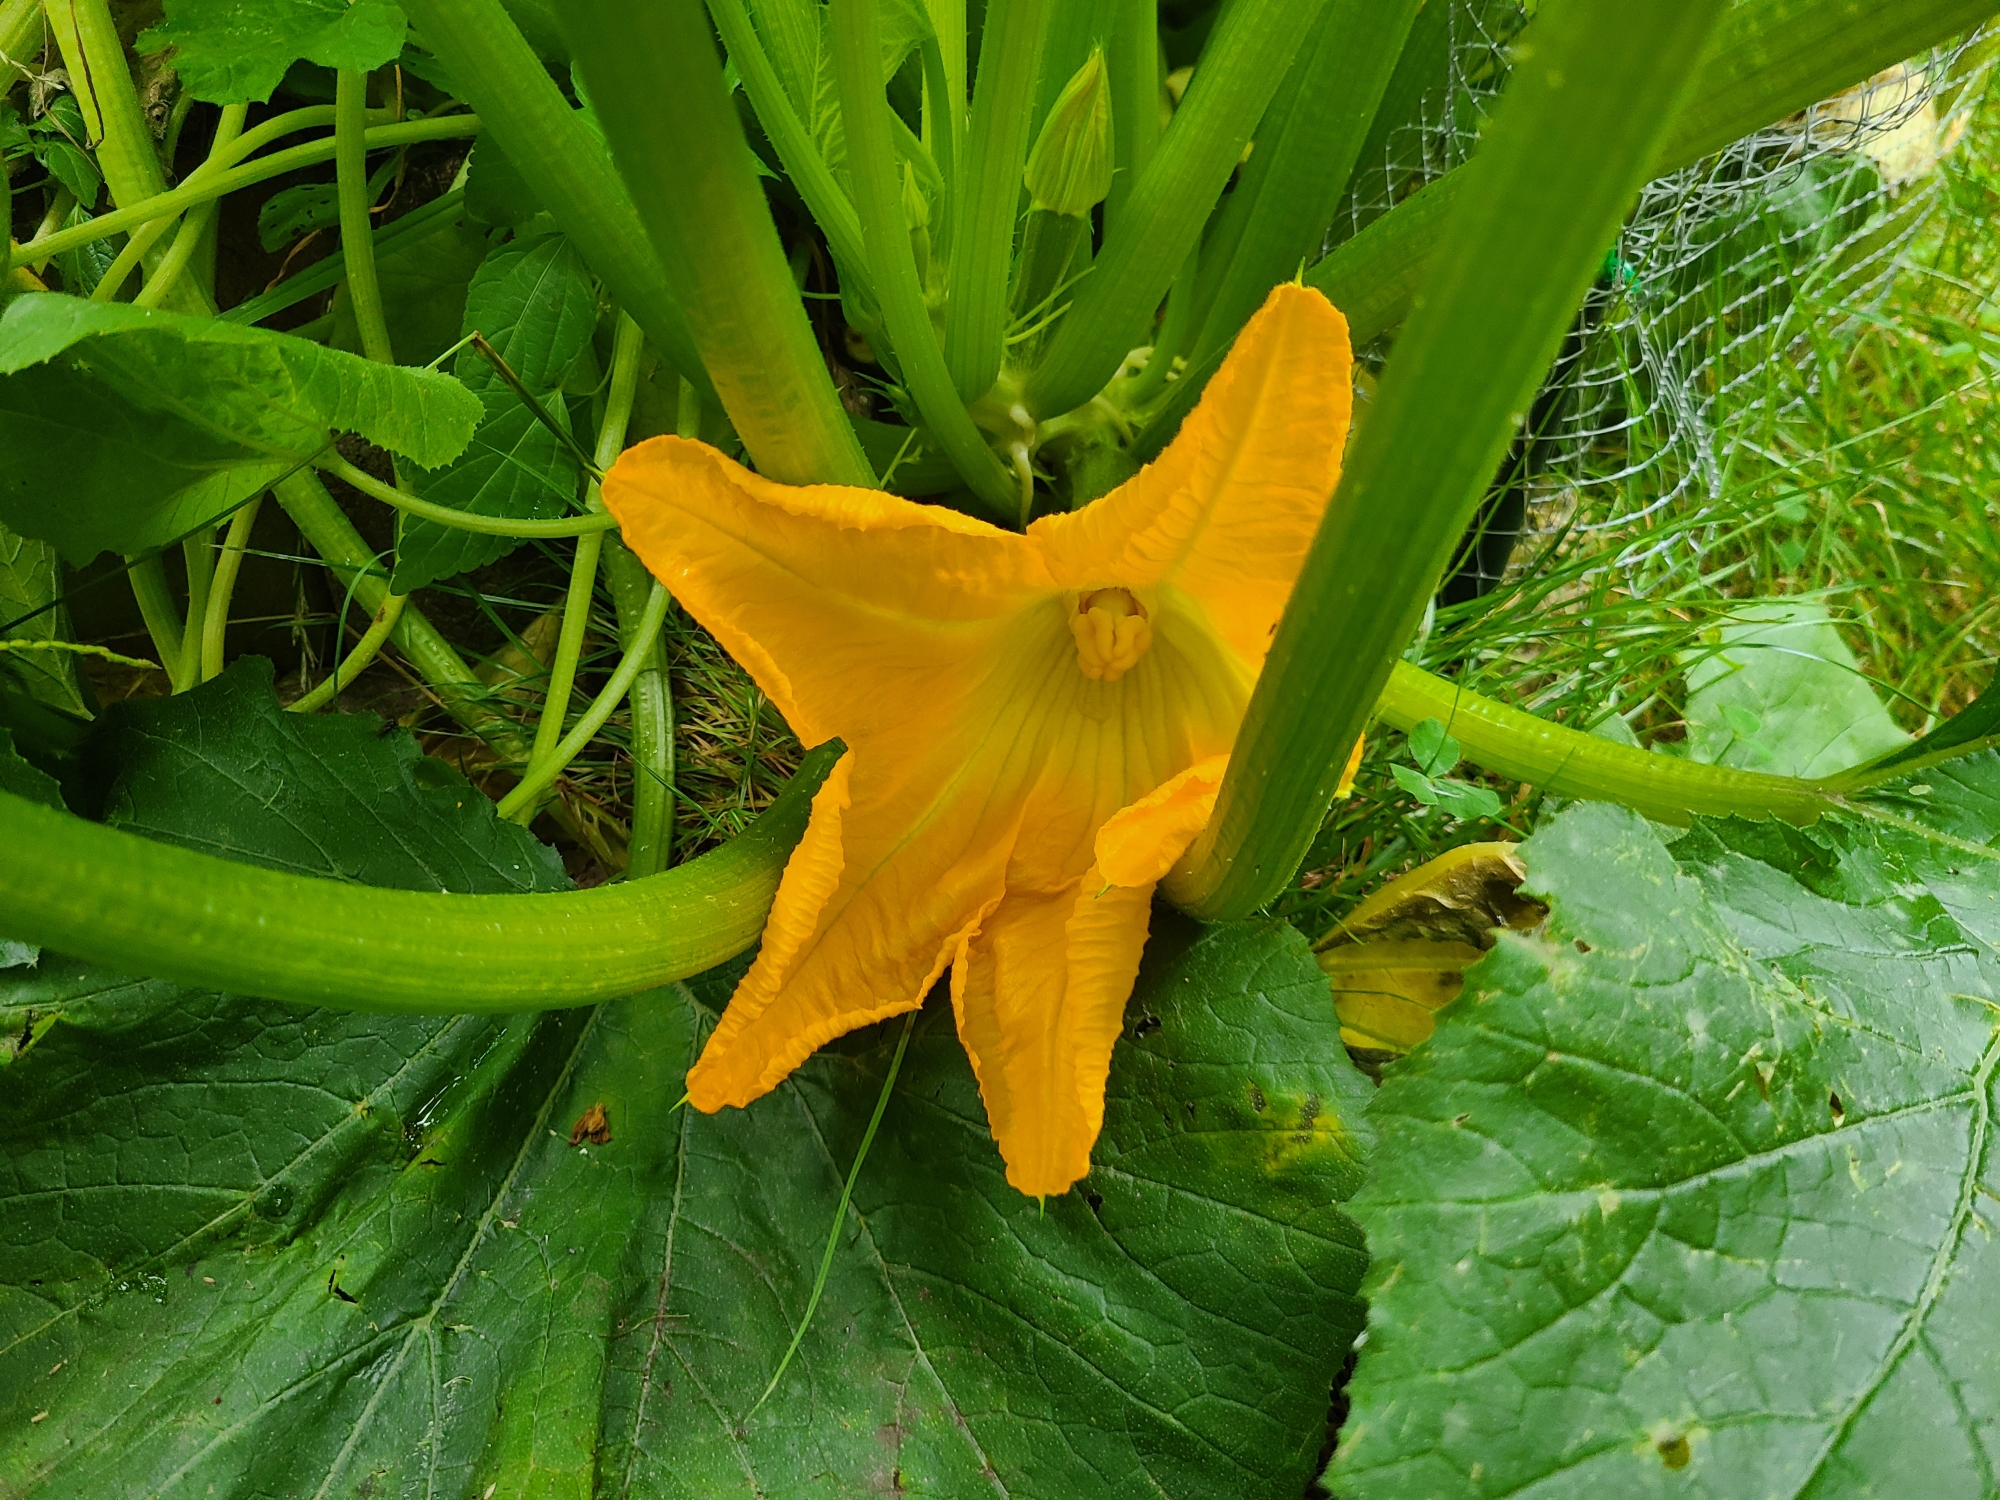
[1023,0,1325,420]
[43,0,163,203]
[394,0,711,404]
[1375,662,1840,826]
[335,70,396,365]
[1166,0,1730,919]
[1103,0,1157,236]
[1,0,43,87]
[9,116,481,271]
[1183,0,1418,378]
[561,0,875,488]
[125,554,182,673]
[829,0,1017,513]
[0,744,839,1011]
[1659,0,2000,168]
[706,0,871,291]
[200,496,260,682]
[942,0,1053,402]
[317,453,618,537]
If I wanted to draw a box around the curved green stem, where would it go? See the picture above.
[274,470,527,755]
[8,116,482,272]
[518,313,651,820]
[316,453,619,537]
[200,495,260,682]
[336,70,396,365]
[829,0,1016,515]
[132,103,247,311]
[288,590,405,713]
[497,581,671,822]
[1375,662,1841,826]
[44,0,164,203]
[0,743,840,1011]
[705,0,871,292]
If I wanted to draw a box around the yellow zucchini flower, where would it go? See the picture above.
[604,284,1352,1196]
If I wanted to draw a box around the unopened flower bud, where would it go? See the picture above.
[1025,47,1114,218]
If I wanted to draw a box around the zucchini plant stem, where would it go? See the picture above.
[603,537,674,874]
[942,0,1053,401]
[829,0,1018,516]
[126,554,183,674]
[1166,0,1730,920]
[705,0,872,291]
[7,115,481,272]
[496,582,671,823]
[1376,662,1842,826]
[200,497,261,683]
[515,316,650,824]
[336,70,396,365]
[130,104,247,310]
[561,0,873,487]
[287,591,406,713]
[174,531,212,693]
[0,0,42,87]
[1104,0,1157,235]
[0,743,842,1013]
[315,453,620,537]
[1024,0,1324,420]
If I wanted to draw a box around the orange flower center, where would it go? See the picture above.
[1069,587,1152,682]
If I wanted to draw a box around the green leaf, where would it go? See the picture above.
[0,725,61,810]
[0,294,481,564]
[1330,757,2000,1498]
[1683,599,1910,777]
[462,135,545,228]
[78,657,565,889]
[136,0,409,105]
[1408,717,1458,777]
[390,234,596,590]
[2,668,1371,1495]
[0,522,88,718]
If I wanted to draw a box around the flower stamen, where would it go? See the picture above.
[1070,587,1152,681]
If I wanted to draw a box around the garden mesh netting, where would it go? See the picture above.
[1332,4,1998,730]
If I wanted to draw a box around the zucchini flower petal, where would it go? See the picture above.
[603,284,1352,1196]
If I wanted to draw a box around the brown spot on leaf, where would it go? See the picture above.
[1656,1431,1691,1469]
[569,1102,612,1147]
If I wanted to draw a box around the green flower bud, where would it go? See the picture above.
[1024,47,1114,218]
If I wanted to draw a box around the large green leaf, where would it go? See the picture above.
[1328,755,2000,1498]
[391,234,596,591]
[0,523,88,719]
[0,296,481,564]
[137,0,410,105]
[1682,599,1910,777]
[1,666,1371,1494]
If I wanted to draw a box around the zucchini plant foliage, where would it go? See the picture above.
[1,0,1998,1494]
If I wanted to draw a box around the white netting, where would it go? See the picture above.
[1333,4,1993,592]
